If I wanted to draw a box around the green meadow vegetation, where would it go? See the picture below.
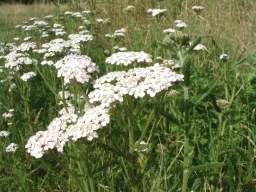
[0,0,256,191]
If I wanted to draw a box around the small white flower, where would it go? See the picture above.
[219,53,229,61]
[147,8,167,17]
[106,51,152,66]
[96,18,110,24]
[6,143,18,152]
[41,60,54,66]
[33,20,48,27]
[2,109,14,119]
[20,71,36,81]
[163,28,176,34]
[192,5,204,13]
[124,5,135,12]
[8,83,16,92]
[193,43,208,51]
[82,10,91,14]
[24,36,32,41]
[113,46,128,52]
[44,15,53,19]
[13,37,20,41]
[0,131,10,137]
[105,28,126,38]
[175,20,187,29]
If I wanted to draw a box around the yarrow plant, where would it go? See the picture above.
[25,104,110,158]
[20,71,36,81]
[105,51,152,66]
[5,143,18,152]
[147,8,167,17]
[26,63,183,158]
[89,64,184,107]
[55,54,97,85]
[0,131,10,137]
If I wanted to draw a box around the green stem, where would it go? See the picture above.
[180,49,194,192]
[181,134,194,192]
[127,97,134,153]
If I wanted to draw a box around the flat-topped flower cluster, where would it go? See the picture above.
[55,54,97,85]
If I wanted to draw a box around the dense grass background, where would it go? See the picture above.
[0,0,256,191]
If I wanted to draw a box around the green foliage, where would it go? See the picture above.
[0,0,256,191]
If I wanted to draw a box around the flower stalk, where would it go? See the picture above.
[178,46,195,192]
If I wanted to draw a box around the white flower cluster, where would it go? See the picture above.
[24,36,32,41]
[25,105,78,158]
[16,42,37,52]
[51,23,66,36]
[67,105,110,141]
[89,64,184,107]
[193,43,208,51]
[20,71,36,81]
[219,53,229,61]
[2,109,14,119]
[26,104,110,158]
[40,38,72,56]
[158,59,180,69]
[147,8,167,17]
[68,33,93,52]
[55,54,97,85]
[4,51,34,70]
[3,42,37,70]
[6,143,18,152]
[192,5,204,13]
[175,20,188,29]
[21,24,37,32]
[44,14,53,19]
[105,28,127,38]
[68,34,93,44]
[163,28,176,34]
[113,46,128,52]
[105,51,152,66]
[39,33,93,57]
[33,20,48,27]
[124,5,135,12]
[64,11,82,18]
[96,18,110,24]
[0,130,10,137]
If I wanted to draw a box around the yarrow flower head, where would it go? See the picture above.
[113,46,128,52]
[105,51,152,66]
[147,8,167,17]
[96,18,110,24]
[124,5,135,12]
[175,20,188,29]
[25,104,110,158]
[6,143,18,152]
[2,109,14,119]
[163,28,176,34]
[192,5,204,14]
[20,71,36,81]
[219,53,229,61]
[89,64,184,108]
[25,105,78,158]
[55,54,97,85]
[4,51,35,70]
[193,43,208,52]
[105,28,127,38]
[0,130,10,137]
